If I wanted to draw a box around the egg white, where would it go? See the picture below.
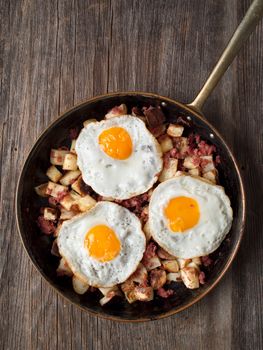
[57,201,146,287]
[75,115,163,200]
[149,176,233,258]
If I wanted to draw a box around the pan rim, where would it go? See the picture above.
[15,91,246,322]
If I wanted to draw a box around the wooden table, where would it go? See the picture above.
[1,0,262,349]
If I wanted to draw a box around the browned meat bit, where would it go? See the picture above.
[48,196,60,208]
[176,115,192,127]
[120,192,149,218]
[143,242,157,260]
[37,216,56,235]
[148,124,166,138]
[143,106,165,127]
[199,271,206,285]
[157,287,174,298]
[150,269,167,290]
[201,255,213,267]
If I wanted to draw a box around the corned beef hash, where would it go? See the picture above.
[35,103,233,306]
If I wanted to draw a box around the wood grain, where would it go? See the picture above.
[0,0,262,349]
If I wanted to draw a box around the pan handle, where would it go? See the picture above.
[187,0,263,113]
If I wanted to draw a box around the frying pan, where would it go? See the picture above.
[16,0,263,321]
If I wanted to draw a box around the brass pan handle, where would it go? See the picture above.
[188,0,263,112]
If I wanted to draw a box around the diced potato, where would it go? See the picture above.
[123,290,137,304]
[150,269,167,289]
[60,208,78,220]
[70,139,77,154]
[130,263,148,284]
[200,155,215,173]
[181,267,200,289]
[159,135,173,153]
[56,258,73,277]
[143,221,152,242]
[175,137,188,154]
[46,165,63,183]
[34,183,49,197]
[202,169,218,184]
[159,158,178,182]
[99,286,120,296]
[143,256,162,271]
[71,176,90,197]
[50,149,68,166]
[74,195,96,212]
[162,259,179,273]
[60,170,81,186]
[192,257,202,265]
[83,118,97,127]
[177,258,191,269]
[105,104,127,119]
[133,286,154,302]
[167,123,184,137]
[72,275,89,295]
[187,262,200,272]
[46,181,68,198]
[60,191,81,210]
[183,156,198,170]
[62,153,78,171]
[43,207,57,221]
[189,168,200,176]
[157,247,175,260]
[121,280,137,304]
[166,272,182,282]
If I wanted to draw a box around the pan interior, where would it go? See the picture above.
[16,93,244,321]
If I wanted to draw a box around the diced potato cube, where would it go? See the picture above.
[56,258,73,277]
[166,272,182,282]
[60,191,81,210]
[202,169,218,184]
[157,247,175,260]
[60,170,81,186]
[70,139,77,154]
[60,208,78,220]
[159,158,178,182]
[162,259,179,272]
[159,135,173,153]
[72,275,89,295]
[175,137,188,154]
[43,207,57,221]
[130,263,148,284]
[143,221,152,242]
[62,153,78,171]
[83,118,97,127]
[46,181,68,198]
[189,168,200,176]
[187,262,200,272]
[105,104,127,119]
[200,155,215,173]
[34,183,49,197]
[150,269,167,289]
[99,292,120,306]
[99,286,120,297]
[74,195,96,212]
[71,176,90,197]
[46,165,63,183]
[177,258,191,269]
[181,267,200,289]
[133,286,154,302]
[50,149,68,165]
[167,124,184,137]
[124,290,137,304]
[143,256,162,271]
[183,156,198,170]
[192,257,202,265]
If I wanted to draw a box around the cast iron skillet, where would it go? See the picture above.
[16,0,263,322]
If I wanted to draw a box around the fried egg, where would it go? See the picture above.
[57,201,146,287]
[149,176,233,258]
[75,115,163,200]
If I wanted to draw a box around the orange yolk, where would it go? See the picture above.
[164,196,200,232]
[84,225,121,262]
[98,127,132,160]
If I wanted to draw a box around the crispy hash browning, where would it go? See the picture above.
[34,103,218,305]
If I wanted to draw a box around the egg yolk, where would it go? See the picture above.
[164,196,200,232]
[84,225,121,262]
[98,127,132,160]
